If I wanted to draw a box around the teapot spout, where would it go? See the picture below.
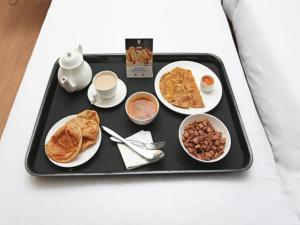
[60,76,76,93]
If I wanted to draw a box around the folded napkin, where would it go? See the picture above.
[117,130,162,170]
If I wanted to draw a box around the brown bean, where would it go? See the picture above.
[211,135,218,140]
[220,138,226,144]
[193,137,199,144]
[191,152,196,157]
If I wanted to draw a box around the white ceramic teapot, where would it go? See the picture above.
[58,44,92,92]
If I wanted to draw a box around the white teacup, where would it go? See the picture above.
[91,71,118,102]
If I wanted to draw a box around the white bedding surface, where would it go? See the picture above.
[222,0,239,20]
[230,0,300,217]
[0,0,299,224]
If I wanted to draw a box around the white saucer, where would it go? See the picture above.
[45,115,102,168]
[87,79,127,108]
[154,61,222,115]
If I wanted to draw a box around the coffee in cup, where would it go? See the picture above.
[94,73,117,90]
[92,71,118,100]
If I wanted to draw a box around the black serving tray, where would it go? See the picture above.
[25,54,253,176]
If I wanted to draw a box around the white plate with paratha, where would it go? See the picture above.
[45,115,102,168]
[154,61,222,115]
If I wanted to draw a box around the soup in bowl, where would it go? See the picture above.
[125,92,159,125]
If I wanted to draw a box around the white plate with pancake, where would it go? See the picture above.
[154,61,222,115]
[45,115,102,168]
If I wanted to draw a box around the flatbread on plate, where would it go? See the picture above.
[45,123,82,163]
[78,110,100,125]
[159,67,204,108]
[67,117,99,151]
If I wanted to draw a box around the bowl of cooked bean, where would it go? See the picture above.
[179,114,231,163]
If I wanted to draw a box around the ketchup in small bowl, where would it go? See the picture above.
[200,75,214,93]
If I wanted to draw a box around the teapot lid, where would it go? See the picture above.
[59,51,83,69]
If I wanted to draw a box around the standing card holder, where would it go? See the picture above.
[126,38,153,78]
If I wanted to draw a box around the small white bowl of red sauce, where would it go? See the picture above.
[200,75,215,93]
[125,92,159,125]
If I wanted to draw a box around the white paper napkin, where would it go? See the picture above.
[117,130,162,170]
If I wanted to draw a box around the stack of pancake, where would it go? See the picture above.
[45,110,100,163]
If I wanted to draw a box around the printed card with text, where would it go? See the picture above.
[125,38,153,78]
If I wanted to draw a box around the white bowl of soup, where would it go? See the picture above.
[125,92,159,125]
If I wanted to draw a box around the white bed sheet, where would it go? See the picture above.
[0,0,299,224]
[222,0,239,20]
[230,0,300,217]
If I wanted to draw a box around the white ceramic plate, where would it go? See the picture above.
[154,61,222,115]
[87,79,127,108]
[178,114,231,163]
[45,115,102,168]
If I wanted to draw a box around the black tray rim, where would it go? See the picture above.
[25,53,253,177]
